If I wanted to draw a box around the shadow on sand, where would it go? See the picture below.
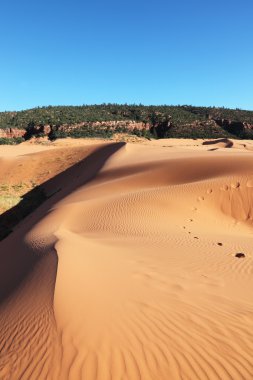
[0,141,125,303]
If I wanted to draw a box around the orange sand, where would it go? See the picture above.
[0,138,253,379]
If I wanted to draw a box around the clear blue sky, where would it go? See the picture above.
[0,0,253,111]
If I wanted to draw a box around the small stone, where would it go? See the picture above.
[217,242,223,246]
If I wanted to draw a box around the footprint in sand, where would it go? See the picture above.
[220,184,229,191]
[246,179,253,188]
[235,252,245,258]
[197,196,204,201]
[207,189,212,194]
[231,182,240,189]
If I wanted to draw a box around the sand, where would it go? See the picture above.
[0,138,253,379]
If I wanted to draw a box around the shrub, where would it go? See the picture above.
[0,137,24,145]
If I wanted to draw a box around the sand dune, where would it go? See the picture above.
[0,138,253,379]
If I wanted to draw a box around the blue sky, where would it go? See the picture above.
[0,0,252,111]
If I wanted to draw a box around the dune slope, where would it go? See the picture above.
[0,139,253,380]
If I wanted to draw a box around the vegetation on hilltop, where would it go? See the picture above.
[0,104,253,140]
[0,104,204,129]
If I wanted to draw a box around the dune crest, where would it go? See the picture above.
[0,139,253,379]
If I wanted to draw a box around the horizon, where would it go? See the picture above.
[1,103,253,114]
[1,0,253,112]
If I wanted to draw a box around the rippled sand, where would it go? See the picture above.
[0,138,253,379]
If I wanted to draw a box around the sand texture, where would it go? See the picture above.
[0,138,253,379]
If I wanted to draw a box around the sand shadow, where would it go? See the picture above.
[203,138,233,148]
[0,142,125,304]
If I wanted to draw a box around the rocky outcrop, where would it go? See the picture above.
[57,120,150,133]
[1,118,253,141]
[243,123,253,130]
[0,128,26,138]
[213,119,244,134]
[211,118,253,137]
[24,120,151,138]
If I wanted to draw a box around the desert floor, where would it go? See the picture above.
[0,137,253,379]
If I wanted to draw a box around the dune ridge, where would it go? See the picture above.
[0,139,253,379]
